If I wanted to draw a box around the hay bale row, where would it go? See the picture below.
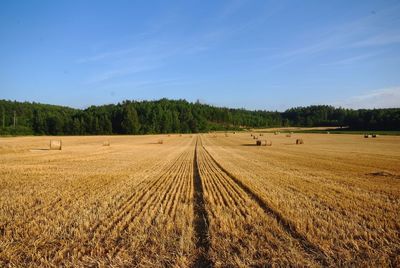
[296,139,304,145]
[49,140,62,150]
[364,134,379,138]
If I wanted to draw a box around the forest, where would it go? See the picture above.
[1,98,399,135]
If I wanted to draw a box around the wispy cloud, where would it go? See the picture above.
[321,51,382,66]
[78,2,271,85]
[336,86,400,109]
[77,47,137,63]
[85,64,159,84]
[274,4,400,63]
[349,32,400,48]
[99,78,188,90]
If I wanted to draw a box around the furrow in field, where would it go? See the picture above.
[195,136,326,267]
[103,139,196,266]
[88,150,190,256]
[1,138,191,232]
[83,139,196,265]
[192,138,213,268]
[200,143,330,266]
[203,134,400,265]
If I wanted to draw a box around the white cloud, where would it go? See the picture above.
[338,86,400,109]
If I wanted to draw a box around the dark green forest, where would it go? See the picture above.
[1,99,399,135]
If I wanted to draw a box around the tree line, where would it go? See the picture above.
[0,99,399,135]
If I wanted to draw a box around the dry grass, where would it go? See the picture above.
[0,133,399,266]
[203,133,400,266]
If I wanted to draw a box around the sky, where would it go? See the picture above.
[1,0,400,111]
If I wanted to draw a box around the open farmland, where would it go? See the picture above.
[0,133,399,267]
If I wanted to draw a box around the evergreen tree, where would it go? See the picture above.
[121,104,140,134]
[32,109,45,134]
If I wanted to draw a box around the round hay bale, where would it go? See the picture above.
[50,140,62,150]
[286,134,291,137]
[103,140,110,146]
[158,139,163,144]
[296,139,304,145]
[256,140,270,146]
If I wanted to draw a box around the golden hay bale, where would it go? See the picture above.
[257,140,272,146]
[253,136,258,139]
[103,140,110,146]
[286,134,291,137]
[158,139,163,144]
[259,133,263,136]
[296,139,304,144]
[274,131,280,135]
[372,134,378,138]
[364,134,372,138]
[327,131,330,134]
[49,140,62,150]
[225,133,229,137]
[250,133,253,136]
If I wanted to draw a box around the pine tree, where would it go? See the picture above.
[121,104,140,134]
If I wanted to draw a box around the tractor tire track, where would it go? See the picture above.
[192,138,213,268]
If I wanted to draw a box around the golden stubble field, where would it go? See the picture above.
[0,133,399,267]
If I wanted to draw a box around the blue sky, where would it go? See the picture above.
[1,0,399,111]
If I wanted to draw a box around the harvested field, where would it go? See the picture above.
[0,133,399,267]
